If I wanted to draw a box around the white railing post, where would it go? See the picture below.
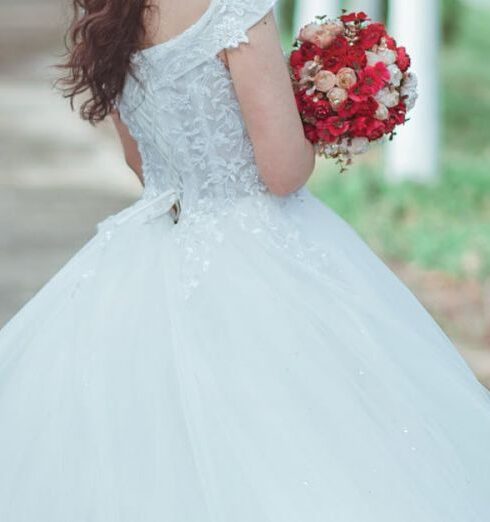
[385,0,440,183]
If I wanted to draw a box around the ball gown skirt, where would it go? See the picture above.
[0,188,489,522]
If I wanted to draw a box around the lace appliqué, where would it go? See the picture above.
[100,0,344,299]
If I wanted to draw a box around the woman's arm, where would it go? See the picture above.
[225,11,316,197]
[110,110,144,186]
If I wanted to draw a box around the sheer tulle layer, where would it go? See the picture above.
[0,190,489,522]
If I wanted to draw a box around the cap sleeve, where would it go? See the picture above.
[135,0,278,85]
[211,0,278,51]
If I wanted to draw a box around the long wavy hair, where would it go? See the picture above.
[56,0,155,124]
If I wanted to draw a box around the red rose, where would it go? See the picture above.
[295,91,306,112]
[304,123,319,144]
[356,97,378,117]
[341,11,368,23]
[295,90,312,115]
[384,35,398,50]
[290,50,306,80]
[296,91,318,119]
[290,50,305,69]
[337,98,361,118]
[300,41,322,61]
[322,36,349,73]
[329,35,349,55]
[358,22,386,50]
[351,117,386,140]
[350,116,369,137]
[396,46,411,72]
[322,54,344,74]
[316,120,338,143]
[365,118,386,140]
[345,46,367,71]
[388,102,407,127]
[325,116,350,137]
[351,62,389,99]
[314,99,333,120]
[349,84,368,103]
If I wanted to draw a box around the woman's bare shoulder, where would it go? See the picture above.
[143,0,213,47]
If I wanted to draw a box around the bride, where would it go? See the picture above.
[1,0,489,520]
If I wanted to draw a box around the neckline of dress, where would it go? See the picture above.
[134,0,219,58]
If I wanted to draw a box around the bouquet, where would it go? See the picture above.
[290,11,418,170]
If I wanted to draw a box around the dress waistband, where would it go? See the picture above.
[96,189,181,239]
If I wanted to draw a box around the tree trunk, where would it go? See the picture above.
[294,0,341,33]
[385,0,440,183]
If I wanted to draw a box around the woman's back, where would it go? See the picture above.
[117,0,272,206]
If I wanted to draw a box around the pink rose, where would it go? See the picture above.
[314,70,337,92]
[336,67,357,89]
[311,29,336,49]
[301,22,345,49]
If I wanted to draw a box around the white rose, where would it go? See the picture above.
[375,87,400,108]
[401,72,418,92]
[387,64,403,87]
[349,137,370,155]
[365,51,383,67]
[377,49,397,65]
[401,72,419,111]
[366,49,397,67]
[314,70,337,92]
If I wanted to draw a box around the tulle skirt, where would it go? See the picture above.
[1,188,489,521]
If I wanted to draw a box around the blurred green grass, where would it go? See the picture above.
[308,5,490,281]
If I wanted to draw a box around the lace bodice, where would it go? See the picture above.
[98,0,341,298]
[116,0,277,214]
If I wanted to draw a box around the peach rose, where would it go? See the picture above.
[327,87,348,109]
[314,70,337,92]
[336,67,357,90]
[300,21,344,49]
[311,28,336,49]
[299,23,321,43]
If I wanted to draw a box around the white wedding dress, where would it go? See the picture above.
[1,1,490,520]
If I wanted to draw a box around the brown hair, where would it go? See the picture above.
[56,0,154,124]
